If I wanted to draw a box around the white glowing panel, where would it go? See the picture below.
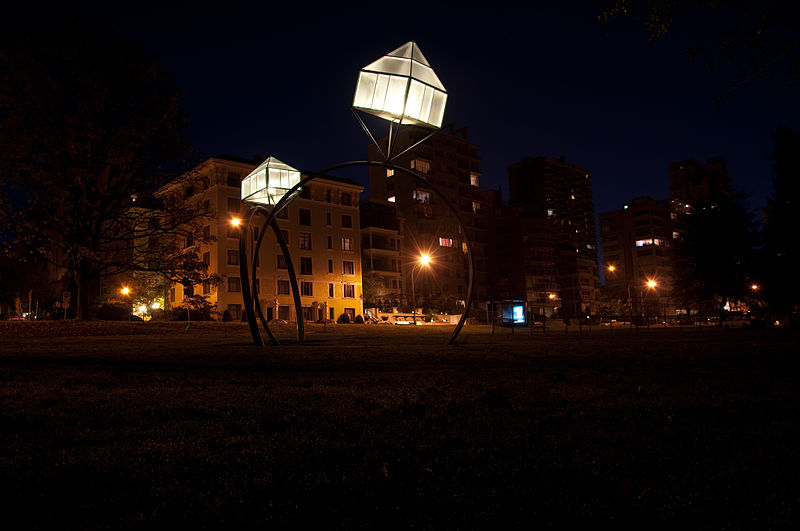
[241,157,301,206]
[353,41,447,128]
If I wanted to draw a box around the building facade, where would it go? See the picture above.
[498,156,600,317]
[359,200,402,308]
[161,156,364,322]
[366,125,495,314]
[599,196,676,319]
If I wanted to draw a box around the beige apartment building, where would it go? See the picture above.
[161,156,364,322]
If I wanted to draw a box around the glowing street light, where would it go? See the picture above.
[647,279,657,289]
[120,286,131,321]
[411,254,432,325]
[607,265,616,272]
[751,284,759,291]
[230,217,241,227]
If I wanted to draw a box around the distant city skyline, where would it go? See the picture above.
[4,1,797,217]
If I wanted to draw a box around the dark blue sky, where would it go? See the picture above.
[8,1,799,217]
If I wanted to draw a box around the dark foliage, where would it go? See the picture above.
[600,0,800,99]
[672,192,756,314]
[0,21,195,318]
[762,125,800,320]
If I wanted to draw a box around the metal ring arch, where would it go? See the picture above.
[238,160,475,346]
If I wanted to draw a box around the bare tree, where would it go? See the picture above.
[0,21,201,318]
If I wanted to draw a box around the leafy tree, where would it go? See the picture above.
[672,193,757,315]
[0,21,197,318]
[361,270,390,309]
[762,125,800,320]
[600,0,800,99]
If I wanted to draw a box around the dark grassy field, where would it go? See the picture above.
[1,322,798,529]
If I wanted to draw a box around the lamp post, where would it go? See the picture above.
[607,264,632,325]
[643,279,657,327]
[411,254,431,325]
[120,286,131,321]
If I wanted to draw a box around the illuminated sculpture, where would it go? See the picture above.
[353,41,447,129]
[238,41,473,346]
[241,157,301,206]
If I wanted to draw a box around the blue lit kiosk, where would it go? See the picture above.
[237,41,474,346]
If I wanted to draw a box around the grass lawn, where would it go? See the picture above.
[1,321,798,529]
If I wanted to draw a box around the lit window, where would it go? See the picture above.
[470,173,480,187]
[411,159,431,174]
[343,261,355,275]
[439,237,454,247]
[343,284,355,298]
[472,201,480,214]
[547,209,554,217]
[387,196,396,203]
[413,189,431,204]
[570,194,575,200]
[386,168,394,177]
[342,237,353,251]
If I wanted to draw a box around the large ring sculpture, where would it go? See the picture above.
[238,159,475,346]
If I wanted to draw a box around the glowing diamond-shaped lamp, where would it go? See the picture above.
[241,157,301,206]
[353,41,447,129]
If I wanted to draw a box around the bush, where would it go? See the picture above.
[170,308,207,321]
[96,303,132,321]
[354,314,365,324]
[337,313,351,324]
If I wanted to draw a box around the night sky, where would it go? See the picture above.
[7,1,799,217]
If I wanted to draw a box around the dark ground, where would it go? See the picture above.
[0,322,797,529]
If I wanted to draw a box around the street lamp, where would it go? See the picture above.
[120,286,131,321]
[411,253,431,325]
[642,279,657,326]
[607,265,632,323]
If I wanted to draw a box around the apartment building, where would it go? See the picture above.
[366,125,494,313]
[500,156,600,317]
[360,200,402,308]
[160,156,364,322]
[599,196,676,317]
